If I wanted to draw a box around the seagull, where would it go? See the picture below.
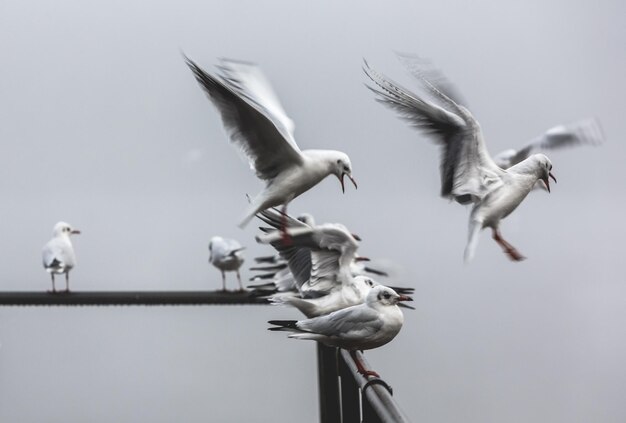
[269,285,412,377]
[42,221,80,293]
[364,59,557,262]
[185,56,357,228]
[256,208,413,316]
[493,117,604,169]
[209,236,246,291]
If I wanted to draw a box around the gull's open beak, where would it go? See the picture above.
[339,173,358,193]
[71,229,81,235]
[398,295,413,302]
[543,171,557,193]
[354,256,370,262]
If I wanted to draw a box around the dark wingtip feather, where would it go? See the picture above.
[267,320,298,331]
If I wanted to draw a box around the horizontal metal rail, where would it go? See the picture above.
[0,290,269,306]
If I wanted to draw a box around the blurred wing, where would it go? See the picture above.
[507,118,605,167]
[185,57,303,180]
[395,51,467,106]
[256,223,359,294]
[363,60,503,203]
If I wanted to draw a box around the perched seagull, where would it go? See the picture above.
[208,236,246,291]
[42,221,80,293]
[269,285,412,377]
[364,59,557,262]
[185,56,357,228]
[493,118,604,169]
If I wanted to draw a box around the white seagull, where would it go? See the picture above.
[269,285,412,377]
[364,59,557,262]
[185,56,357,228]
[42,221,80,293]
[209,236,246,291]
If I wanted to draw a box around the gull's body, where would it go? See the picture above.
[364,58,556,262]
[209,236,245,291]
[185,57,357,228]
[42,222,80,292]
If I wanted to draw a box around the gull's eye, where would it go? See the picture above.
[383,292,391,300]
[343,166,350,172]
[336,159,341,164]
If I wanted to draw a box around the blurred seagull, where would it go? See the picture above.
[493,118,604,169]
[256,208,413,316]
[269,285,412,377]
[364,58,557,262]
[209,236,246,291]
[185,56,357,229]
[42,221,80,293]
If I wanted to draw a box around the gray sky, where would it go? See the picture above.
[1,0,625,422]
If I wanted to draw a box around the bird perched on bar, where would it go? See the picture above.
[209,236,246,291]
[364,56,559,263]
[269,285,412,377]
[184,56,357,229]
[42,221,80,293]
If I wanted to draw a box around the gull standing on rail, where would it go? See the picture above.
[185,56,357,228]
[209,236,246,291]
[364,58,557,262]
[42,221,80,293]
[269,285,412,377]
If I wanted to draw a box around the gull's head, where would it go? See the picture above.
[353,275,377,296]
[208,236,223,260]
[534,154,557,193]
[52,221,80,238]
[328,151,357,193]
[366,285,413,307]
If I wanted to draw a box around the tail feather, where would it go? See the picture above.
[268,320,299,331]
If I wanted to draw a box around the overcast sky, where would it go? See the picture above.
[1,0,625,422]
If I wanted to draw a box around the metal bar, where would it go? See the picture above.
[0,291,269,306]
[317,344,341,423]
[338,349,361,423]
[339,349,412,423]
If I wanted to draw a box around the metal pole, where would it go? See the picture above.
[339,349,412,423]
[317,344,341,423]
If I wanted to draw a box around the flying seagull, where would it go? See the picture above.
[185,56,357,228]
[364,58,557,262]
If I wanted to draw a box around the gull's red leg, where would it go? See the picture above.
[492,228,526,261]
[349,350,380,378]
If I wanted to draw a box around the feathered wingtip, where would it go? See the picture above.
[268,320,298,331]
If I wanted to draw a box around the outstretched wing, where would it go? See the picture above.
[363,59,504,203]
[185,56,303,180]
[500,117,605,168]
[256,222,359,294]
